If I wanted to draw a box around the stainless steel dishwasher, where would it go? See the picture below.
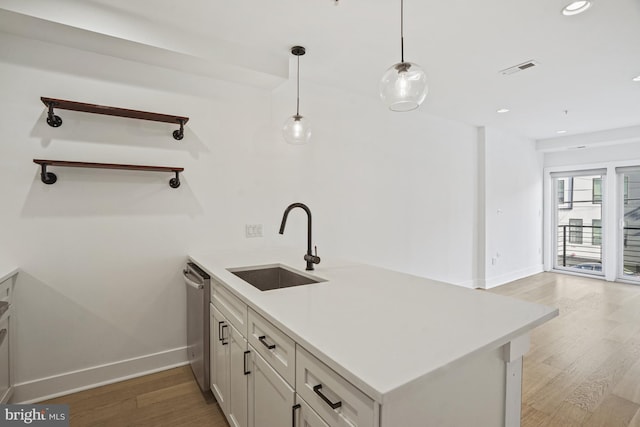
[183,262,210,392]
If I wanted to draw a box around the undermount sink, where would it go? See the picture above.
[228,265,326,292]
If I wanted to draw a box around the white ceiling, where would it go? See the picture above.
[1,0,639,140]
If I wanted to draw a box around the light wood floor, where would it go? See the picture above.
[42,272,640,426]
[490,272,640,427]
[42,365,228,426]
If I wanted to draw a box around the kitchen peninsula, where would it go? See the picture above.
[190,249,557,427]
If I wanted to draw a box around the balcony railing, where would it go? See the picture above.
[557,225,640,275]
[557,224,602,268]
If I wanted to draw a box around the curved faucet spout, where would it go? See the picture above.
[279,203,320,271]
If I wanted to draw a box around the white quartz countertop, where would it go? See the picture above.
[190,249,558,402]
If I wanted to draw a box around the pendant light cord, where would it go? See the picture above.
[296,54,300,116]
[400,0,404,63]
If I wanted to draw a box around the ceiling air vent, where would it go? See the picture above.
[500,60,540,76]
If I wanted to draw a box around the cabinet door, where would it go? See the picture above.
[248,347,295,427]
[295,397,330,427]
[210,305,229,414]
[228,324,248,427]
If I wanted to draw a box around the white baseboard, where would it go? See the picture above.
[481,264,544,289]
[12,346,188,404]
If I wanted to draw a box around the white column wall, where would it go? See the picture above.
[480,127,544,288]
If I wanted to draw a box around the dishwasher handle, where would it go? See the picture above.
[183,269,204,290]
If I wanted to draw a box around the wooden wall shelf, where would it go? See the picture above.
[40,97,189,140]
[33,159,184,188]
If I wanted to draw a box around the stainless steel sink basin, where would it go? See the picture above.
[228,265,325,291]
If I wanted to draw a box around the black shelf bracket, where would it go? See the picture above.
[39,163,57,185]
[169,170,181,188]
[46,101,62,128]
[173,120,185,141]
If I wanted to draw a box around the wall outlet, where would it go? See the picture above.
[245,224,263,238]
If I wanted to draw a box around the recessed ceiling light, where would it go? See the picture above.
[496,108,510,113]
[633,75,640,82]
[557,130,568,134]
[562,1,592,16]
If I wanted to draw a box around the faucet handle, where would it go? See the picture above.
[304,246,321,266]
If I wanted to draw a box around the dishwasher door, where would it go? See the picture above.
[183,262,211,392]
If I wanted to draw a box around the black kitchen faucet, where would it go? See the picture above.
[279,203,321,271]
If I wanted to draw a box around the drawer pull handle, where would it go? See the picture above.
[244,350,251,375]
[292,403,301,427]
[313,384,342,410]
[221,324,229,345]
[259,335,276,350]
[218,321,225,342]
[0,329,6,346]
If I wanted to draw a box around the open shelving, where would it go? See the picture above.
[40,97,189,140]
[33,159,184,188]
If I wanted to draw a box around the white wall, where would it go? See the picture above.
[0,33,293,402]
[271,76,480,287]
[544,141,640,168]
[479,127,544,288]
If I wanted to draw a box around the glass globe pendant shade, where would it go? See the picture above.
[282,114,311,145]
[379,62,428,112]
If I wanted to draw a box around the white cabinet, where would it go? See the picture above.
[210,304,229,411]
[211,279,247,336]
[228,324,248,427]
[296,346,376,427]
[210,304,249,427]
[247,348,295,427]
[294,397,330,427]
[247,308,295,386]
[203,265,380,427]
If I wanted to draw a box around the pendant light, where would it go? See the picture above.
[379,0,427,112]
[283,46,311,144]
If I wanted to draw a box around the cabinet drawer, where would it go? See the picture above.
[248,309,295,387]
[211,279,247,337]
[296,347,376,427]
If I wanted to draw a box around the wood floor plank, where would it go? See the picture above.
[613,357,640,405]
[582,394,640,427]
[565,340,640,411]
[521,403,552,427]
[41,366,229,427]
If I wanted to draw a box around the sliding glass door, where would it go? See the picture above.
[619,168,640,281]
[553,171,605,275]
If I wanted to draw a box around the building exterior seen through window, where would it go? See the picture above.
[622,172,640,277]
[553,171,640,279]
[555,175,603,274]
